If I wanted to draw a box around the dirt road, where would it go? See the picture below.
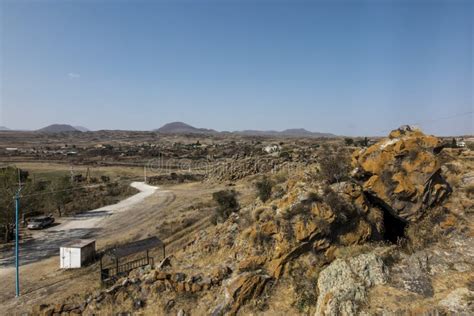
[0,182,158,267]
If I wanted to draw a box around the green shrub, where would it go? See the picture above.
[255,177,273,202]
[212,189,239,223]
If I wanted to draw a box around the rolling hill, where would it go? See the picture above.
[155,122,217,134]
[37,124,82,133]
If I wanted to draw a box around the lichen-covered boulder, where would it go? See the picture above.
[315,253,387,316]
[352,126,451,222]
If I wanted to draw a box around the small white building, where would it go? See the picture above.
[60,239,96,269]
[263,144,281,154]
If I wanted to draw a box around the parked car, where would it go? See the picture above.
[27,215,55,230]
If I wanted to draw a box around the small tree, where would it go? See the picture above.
[344,138,354,146]
[212,190,239,223]
[0,167,25,242]
[50,176,74,217]
[451,138,457,148]
[255,177,273,202]
[0,167,18,242]
[363,137,369,147]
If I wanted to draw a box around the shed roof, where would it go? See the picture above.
[106,236,163,258]
[62,239,96,248]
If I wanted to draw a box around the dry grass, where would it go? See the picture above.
[446,173,461,188]
[465,183,474,197]
[273,170,289,184]
[13,162,145,181]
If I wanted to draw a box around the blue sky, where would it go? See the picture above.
[1,0,472,136]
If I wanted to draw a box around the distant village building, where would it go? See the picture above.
[457,140,466,148]
[263,144,281,154]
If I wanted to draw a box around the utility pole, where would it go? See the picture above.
[14,190,21,297]
[15,168,22,297]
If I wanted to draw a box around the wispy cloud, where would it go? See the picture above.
[67,72,80,79]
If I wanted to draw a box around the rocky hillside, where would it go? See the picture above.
[34,126,474,315]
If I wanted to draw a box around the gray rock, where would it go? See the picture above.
[438,288,474,314]
[173,272,187,282]
[315,253,387,316]
[391,251,434,297]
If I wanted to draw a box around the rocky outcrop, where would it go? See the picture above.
[315,253,387,316]
[33,264,233,316]
[222,272,271,316]
[352,126,451,222]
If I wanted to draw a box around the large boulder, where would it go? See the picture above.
[315,253,387,316]
[352,126,451,222]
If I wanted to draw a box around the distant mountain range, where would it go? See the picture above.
[1,122,334,137]
[155,122,335,137]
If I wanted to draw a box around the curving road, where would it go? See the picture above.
[0,182,158,267]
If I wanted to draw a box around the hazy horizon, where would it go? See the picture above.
[1,0,472,136]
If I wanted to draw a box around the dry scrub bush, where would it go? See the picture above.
[253,230,274,247]
[317,149,351,184]
[211,189,239,224]
[288,261,319,312]
[273,170,289,184]
[405,207,448,251]
[255,177,274,202]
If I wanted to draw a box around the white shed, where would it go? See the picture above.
[60,239,96,269]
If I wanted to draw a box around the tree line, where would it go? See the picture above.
[0,167,76,242]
